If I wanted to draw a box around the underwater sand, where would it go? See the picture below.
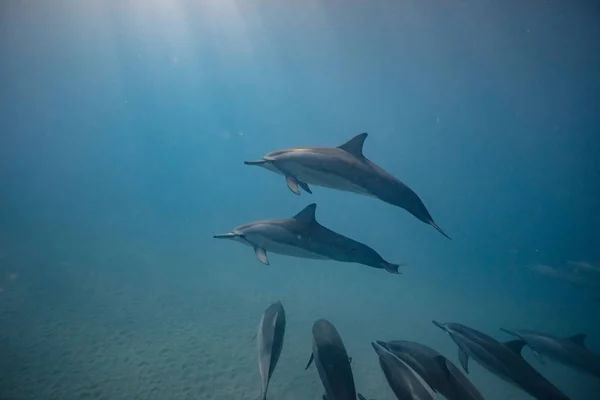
[0,237,598,400]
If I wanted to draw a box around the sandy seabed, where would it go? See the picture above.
[0,241,598,400]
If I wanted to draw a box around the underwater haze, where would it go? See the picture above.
[1,1,600,399]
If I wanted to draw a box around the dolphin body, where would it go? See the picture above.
[257,301,286,400]
[213,203,403,274]
[500,328,600,380]
[378,340,485,400]
[371,341,437,400]
[305,319,366,400]
[432,321,571,400]
[244,133,450,240]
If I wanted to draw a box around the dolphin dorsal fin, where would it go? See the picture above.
[293,203,317,224]
[504,339,526,356]
[567,333,587,347]
[338,133,368,158]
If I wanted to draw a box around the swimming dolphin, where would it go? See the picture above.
[213,203,404,274]
[257,301,286,400]
[305,318,366,400]
[244,133,450,239]
[500,328,600,380]
[432,321,571,400]
[378,340,485,400]
[371,341,437,400]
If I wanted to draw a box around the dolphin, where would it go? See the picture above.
[257,301,286,400]
[213,203,404,274]
[244,133,450,239]
[304,318,366,400]
[371,341,437,400]
[432,321,571,400]
[500,328,600,380]
[378,340,485,400]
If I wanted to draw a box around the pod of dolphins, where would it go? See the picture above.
[256,301,599,400]
[212,134,599,399]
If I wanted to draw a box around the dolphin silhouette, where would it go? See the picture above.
[244,133,450,239]
[500,328,600,380]
[432,321,571,400]
[371,341,437,400]
[256,301,286,400]
[305,319,367,400]
[213,203,404,274]
[378,340,485,400]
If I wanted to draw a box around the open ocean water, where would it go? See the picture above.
[1,1,599,399]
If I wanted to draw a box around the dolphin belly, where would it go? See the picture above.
[244,231,330,260]
[279,161,374,197]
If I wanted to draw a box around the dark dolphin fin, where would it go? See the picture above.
[566,333,587,347]
[286,175,301,195]
[504,339,527,356]
[338,133,367,158]
[293,203,318,224]
[298,181,312,194]
[254,247,269,265]
[381,262,404,274]
[357,394,368,400]
[305,353,314,370]
[458,349,469,373]
[429,220,451,240]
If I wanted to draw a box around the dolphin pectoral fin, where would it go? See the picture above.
[357,394,368,400]
[254,247,269,265]
[304,353,314,370]
[533,351,546,365]
[298,181,312,194]
[458,349,469,373]
[429,220,452,240]
[286,175,301,195]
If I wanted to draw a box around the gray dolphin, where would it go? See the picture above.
[304,318,366,400]
[432,321,571,400]
[213,203,404,274]
[371,341,436,400]
[257,301,286,400]
[244,133,450,239]
[378,340,485,400]
[500,328,600,380]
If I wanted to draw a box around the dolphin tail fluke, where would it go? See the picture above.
[382,262,403,274]
[429,221,451,240]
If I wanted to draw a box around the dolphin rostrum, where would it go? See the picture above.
[500,328,600,380]
[371,341,436,400]
[432,321,571,400]
[244,133,450,239]
[305,318,367,400]
[213,203,404,274]
[378,340,485,400]
[257,301,286,400]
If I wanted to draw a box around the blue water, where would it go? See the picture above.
[1,1,599,399]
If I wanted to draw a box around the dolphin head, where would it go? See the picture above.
[244,154,281,174]
[213,229,250,245]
